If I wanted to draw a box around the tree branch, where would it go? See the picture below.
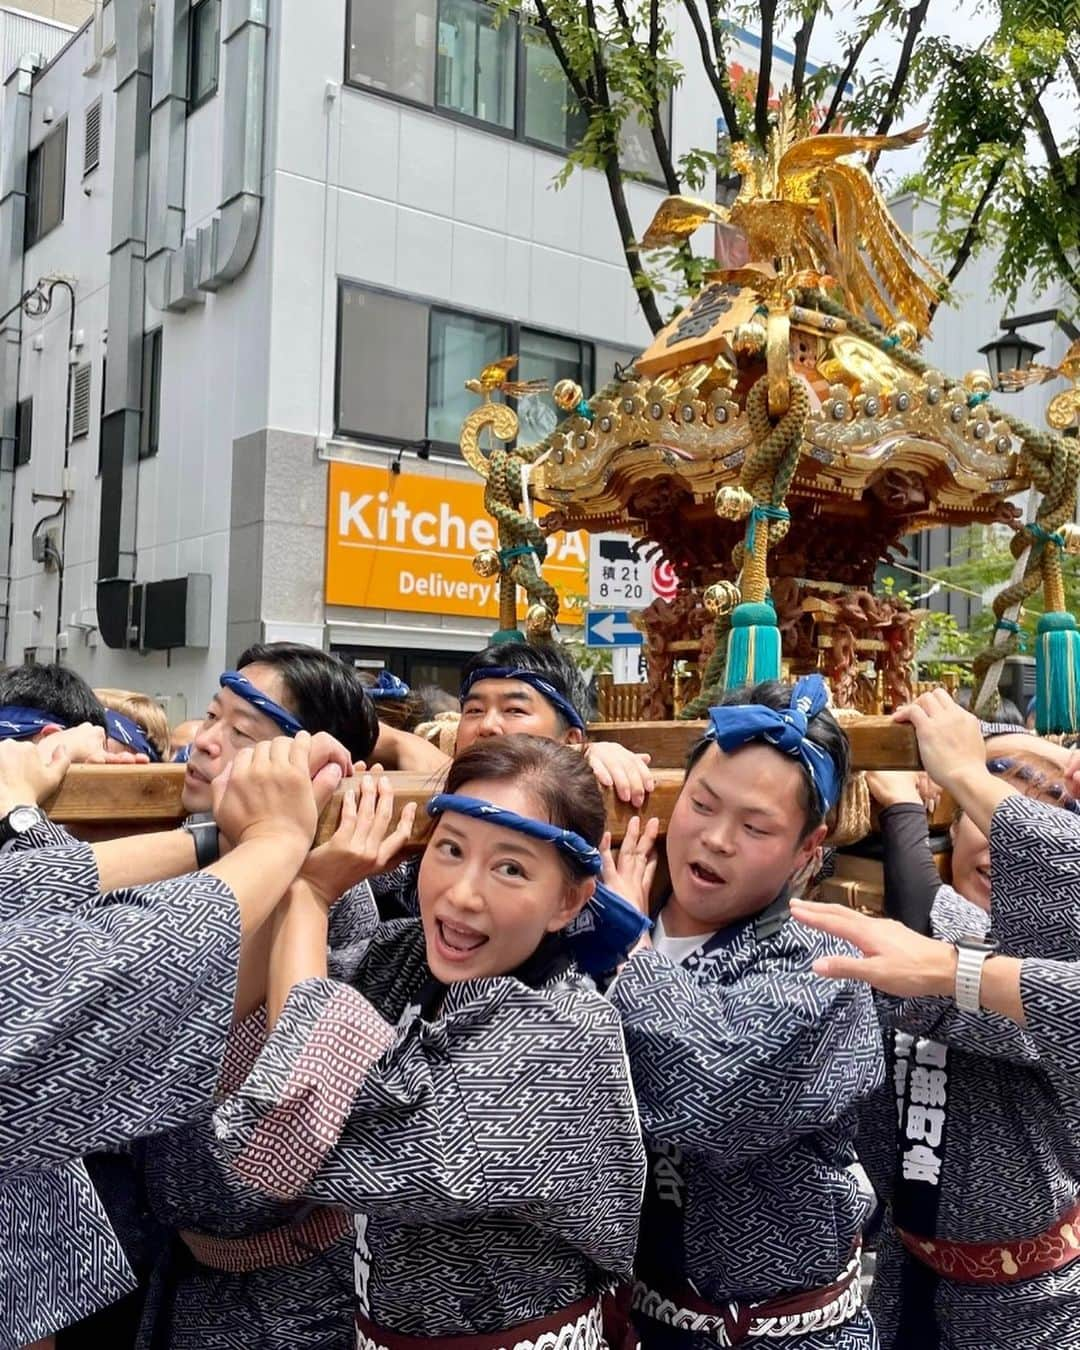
[754,0,779,149]
[819,24,875,134]
[532,0,592,108]
[612,0,679,193]
[791,6,817,105]
[927,157,1008,319]
[867,0,931,170]
[683,0,740,141]
[1029,92,1073,194]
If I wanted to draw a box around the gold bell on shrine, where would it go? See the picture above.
[472,549,501,578]
[715,485,754,521]
[703,581,741,616]
[525,603,556,638]
[553,379,584,412]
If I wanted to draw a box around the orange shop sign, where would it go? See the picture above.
[325,462,587,622]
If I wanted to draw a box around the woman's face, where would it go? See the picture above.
[950,812,992,912]
[181,663,294,813]
[418,778,593,983]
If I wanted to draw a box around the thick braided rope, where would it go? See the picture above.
[680,375,808,719]
[485,443,560,622]
[732,376,810,592]
[797,289,1080,688]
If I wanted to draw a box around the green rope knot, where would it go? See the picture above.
[745,504,791,555]
[995,618,1020,634]
[967,391,990,407]
[1027,523,1064,552]
[882,335,900,349]
[575,400,594,422]
[498,543,543,565]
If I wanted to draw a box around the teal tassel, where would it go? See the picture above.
[1035,611,1080,734]
[724,601,782,690]
[492,628,525,645]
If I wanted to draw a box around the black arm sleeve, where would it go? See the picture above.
[880,803,942,936]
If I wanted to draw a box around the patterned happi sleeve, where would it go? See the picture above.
[607,936,883,1170]
[880,883,1044,1063]
[215,978,645,1277]
[0,828,99,925]
[1018,959,1080,1080]
[988,792,1080,961]
[0,871,240,1172]
[0,1162,135,1346]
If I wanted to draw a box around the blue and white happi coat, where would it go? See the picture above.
[0,817,241,1348]
[137,882,381,1350]
[863,792,1080,1350]
[608,901,885,1349]
[212,919,646,1339]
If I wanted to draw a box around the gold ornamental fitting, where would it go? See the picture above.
[731,322,767,358]
[715,485,754,521]
[1059,522,1080,557]
[703,581,741,616]
[525,603,556,638]
[472,549,501,578]
[553,379,584,412]
[962,369,993,395]
[887,320,919,352]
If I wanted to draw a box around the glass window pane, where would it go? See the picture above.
[427,310,510,446]
[594,342,641,391]
[337,286,429,442]
[347,0,437,104]
[41,123,66,236]
[522,31,586,150]
[618,93,670,183]
[190,0,220,106]
[435,0,515,129]
[517,329,590,444]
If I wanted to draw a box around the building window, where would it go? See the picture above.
[345,1,633,160]
[189,0,221,110]
[71,363,92,441]
[520,29,587,152]
[140,328,162,459]
[25,120,67,249]
[336,289,430,444]
[335,281,596,453]
[427,309,511,445]
[14,398,32,467]
[435,0,516,129]
[83,99,102,177]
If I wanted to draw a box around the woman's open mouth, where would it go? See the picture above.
[435,919,489,962]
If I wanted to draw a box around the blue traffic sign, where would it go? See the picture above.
[586,610,643,648]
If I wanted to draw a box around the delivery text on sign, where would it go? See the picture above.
[325,462,586,622]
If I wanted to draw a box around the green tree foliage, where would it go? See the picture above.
[499,1,1078,333]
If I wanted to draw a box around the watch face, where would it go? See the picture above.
[955,931,1000,953]
[8,805,42,834]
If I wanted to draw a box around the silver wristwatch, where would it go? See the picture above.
[953,933,1000,1012]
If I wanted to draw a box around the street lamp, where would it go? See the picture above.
[980,308,1080,393]
[979,326,1044,392]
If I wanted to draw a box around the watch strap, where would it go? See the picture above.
[183,818,221,868]
[954,944,992,1011]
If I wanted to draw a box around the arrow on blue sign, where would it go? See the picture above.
[586,610,643,648]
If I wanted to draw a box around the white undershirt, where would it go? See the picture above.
[652,912,710,965]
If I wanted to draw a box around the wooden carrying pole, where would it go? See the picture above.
[42,717,920,845]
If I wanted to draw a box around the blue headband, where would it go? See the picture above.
[0,706,66,740]
[459,667,587,734]
[704,674,842,817]
[219,671,305,737]
[369,671,411,700]
[427,792,650,976]
[174,742,193,763]
[104,710,160,761]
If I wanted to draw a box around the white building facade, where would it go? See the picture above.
[0,0,721,715]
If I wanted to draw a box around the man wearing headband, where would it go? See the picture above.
[606,676,884,1350]
[0,663,146,767]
